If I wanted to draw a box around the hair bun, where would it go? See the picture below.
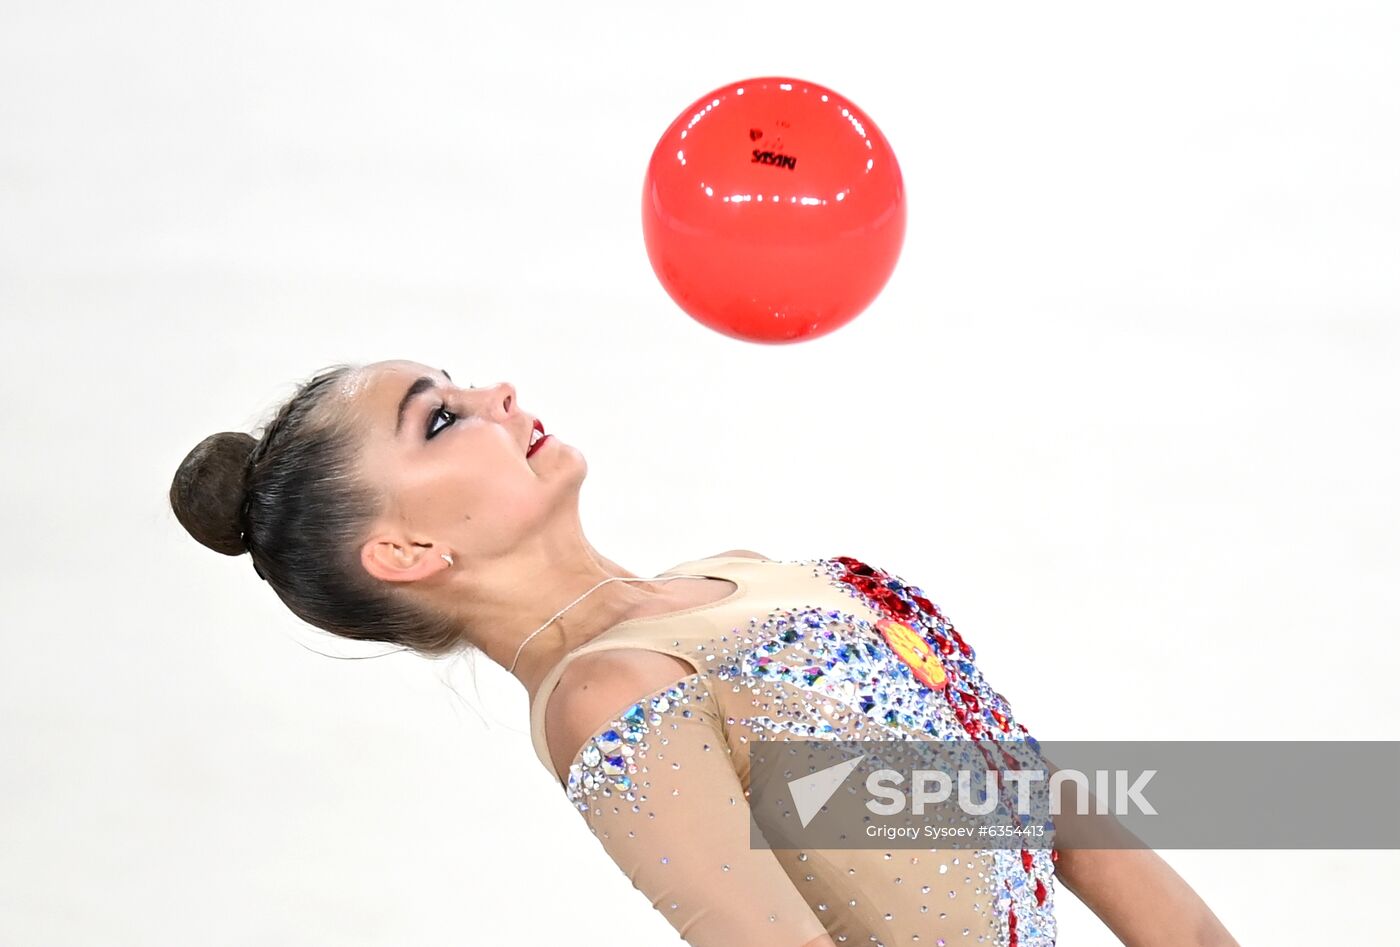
[170,431,259,556]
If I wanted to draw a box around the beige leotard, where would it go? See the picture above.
[528,554,1057,947]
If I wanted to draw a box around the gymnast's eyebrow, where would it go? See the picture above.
[395,369,454,436]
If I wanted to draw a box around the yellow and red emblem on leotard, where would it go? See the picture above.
[876,618,948,691]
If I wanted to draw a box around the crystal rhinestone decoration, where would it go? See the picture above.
[552,556,1057,947]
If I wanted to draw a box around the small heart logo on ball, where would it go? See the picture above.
[749,128,763,141]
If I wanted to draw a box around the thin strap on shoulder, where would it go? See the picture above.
[527,555,785,780]
[527,557,746,780]
[529,631,711,784]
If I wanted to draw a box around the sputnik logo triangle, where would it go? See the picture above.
[787,753,865,828]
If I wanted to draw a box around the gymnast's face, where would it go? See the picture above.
[343,359,584,583]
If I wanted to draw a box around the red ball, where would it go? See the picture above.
[642,76,906,344]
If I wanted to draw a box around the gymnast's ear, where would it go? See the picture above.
[360,533,451,583]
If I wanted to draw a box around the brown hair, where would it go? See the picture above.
[168,363,465,657]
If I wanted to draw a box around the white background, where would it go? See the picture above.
[2,1,1397,944]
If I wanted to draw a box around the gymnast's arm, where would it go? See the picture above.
[548,656,834,947]
[1048,768,1239,946]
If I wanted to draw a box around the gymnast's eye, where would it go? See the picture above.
[426,405,457,440]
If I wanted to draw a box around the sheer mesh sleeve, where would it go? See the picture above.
[559,674,830,947]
